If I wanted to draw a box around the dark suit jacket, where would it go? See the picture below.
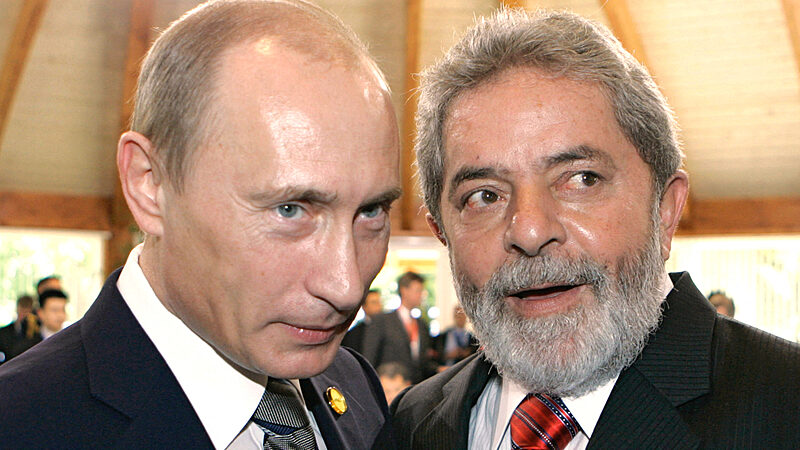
[362,309,436,383]
[391,272,800,449]
[0,321,18,363]
[0,269,394,449]
[342,318,370,354]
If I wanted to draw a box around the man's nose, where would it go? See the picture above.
[308,230,365,312]
[503,187,566,257]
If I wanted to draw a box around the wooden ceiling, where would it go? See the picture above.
[0,0,798,270]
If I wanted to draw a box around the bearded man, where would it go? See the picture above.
[391,8,800,449]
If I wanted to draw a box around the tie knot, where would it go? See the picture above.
[510,393,581,450]
[253,379,310,432]
[252,379,318,449]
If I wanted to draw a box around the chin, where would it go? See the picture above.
[261,344,341,379]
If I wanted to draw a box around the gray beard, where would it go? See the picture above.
[452,210,666,397]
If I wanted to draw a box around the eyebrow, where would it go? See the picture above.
[447,166,505,203]
[249,186,403,209]
[249,186,338,205]
[542,144,616,170]
[362,187,403,209]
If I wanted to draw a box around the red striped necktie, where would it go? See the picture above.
[510,393,581,450]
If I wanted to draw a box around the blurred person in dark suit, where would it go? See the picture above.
[362,271,438,383]
[0,295,34,364]
[9,289,68,358]
[439,306,477,367]
[342,289,383,354]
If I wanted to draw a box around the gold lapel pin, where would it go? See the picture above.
[325,386,347,415]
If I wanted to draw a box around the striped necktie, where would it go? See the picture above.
[252,378,318,450]
[510,393,581,450]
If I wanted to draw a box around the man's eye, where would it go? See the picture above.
[465,190,499,208]
[276,204,304,218]
[579,172,600,186]
[360,204,385,219]
[566,171,602,189]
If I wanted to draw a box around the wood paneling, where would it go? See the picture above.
[782,0,800,79]
[678,196,800,235]
[400,0,426,231]
[600,0,649,66]
[0,190,111,230]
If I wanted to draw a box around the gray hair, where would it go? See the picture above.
[131,0,381,191]
[415,8,683,226]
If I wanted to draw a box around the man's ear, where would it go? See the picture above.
[657,170,689,261]
[117,131,166,237]
[426,213,447,246]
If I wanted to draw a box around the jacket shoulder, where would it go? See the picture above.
[678,315,800,445]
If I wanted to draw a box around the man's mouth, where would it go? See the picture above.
[510,284,581,299]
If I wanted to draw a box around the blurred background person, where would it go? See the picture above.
[0,295,35,364]
[363,271,438,383]
[440,306,477,367]
[708,291,735,318]
[378,362,412,405]
[342,289,383,354]
[10,289,68,358]
[36,276,62,295]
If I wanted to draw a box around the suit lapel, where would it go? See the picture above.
[302,376,347,450]
[390,310,411,344]
[81,270,211,446]
[590,272,713,449]
[413,353,495,449]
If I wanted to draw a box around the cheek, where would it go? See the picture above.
[563,201,652,262]
[356,235,391,280]
[448,237,503,287]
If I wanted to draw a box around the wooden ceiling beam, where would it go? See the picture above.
[0,191,111,231]
[599,0,649,67]
[781,0,800,81]
[677,196,800,236]
[399,0,424,231]
[106,0,155,275]
[0,0,49,152]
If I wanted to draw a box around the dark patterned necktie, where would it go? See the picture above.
[510,393,581,450]
[251,378,318,450]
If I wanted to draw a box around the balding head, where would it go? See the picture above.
[131,0,387,191]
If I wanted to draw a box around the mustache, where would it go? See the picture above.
[482,254,607,299]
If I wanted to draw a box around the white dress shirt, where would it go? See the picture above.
[468,271,675,449]
[117,245,327,450]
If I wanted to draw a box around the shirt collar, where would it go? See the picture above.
[117,244,266,450]
[499,374,617,441]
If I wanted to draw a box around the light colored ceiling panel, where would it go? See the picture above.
[533,0,611,27]
[629,0,800,199]
[0,0,130,196]
[320,0,407,125]
[419,0,497,69]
